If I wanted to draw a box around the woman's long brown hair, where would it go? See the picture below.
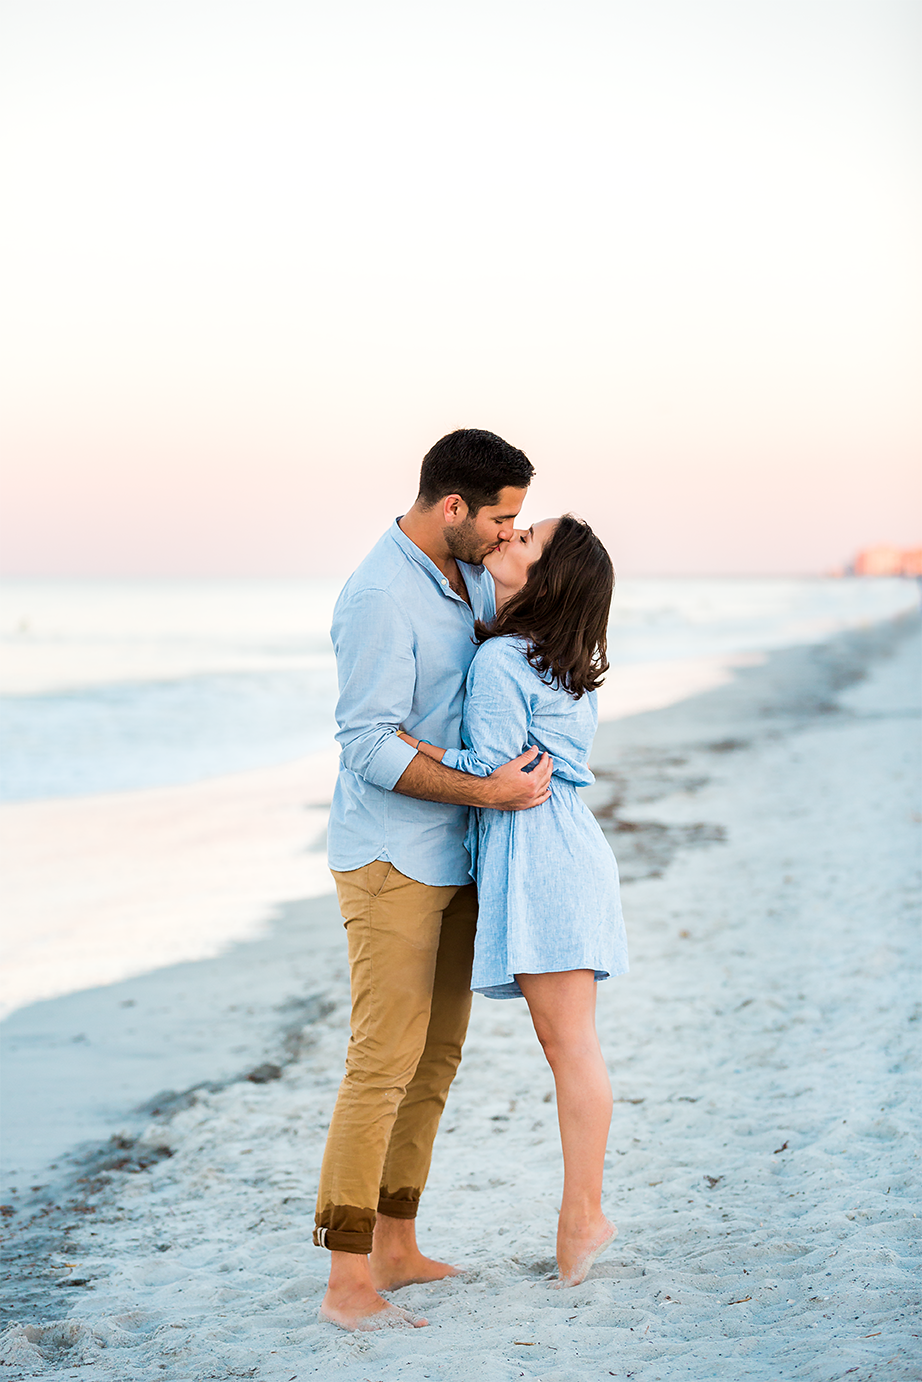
[474,514,614,699]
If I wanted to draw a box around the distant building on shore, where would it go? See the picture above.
[850,545,922,577]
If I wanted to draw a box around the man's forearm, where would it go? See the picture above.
[393,751,496,807]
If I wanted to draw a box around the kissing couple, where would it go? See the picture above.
[313,428,628,1329]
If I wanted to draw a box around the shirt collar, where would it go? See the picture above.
[388,518,488,593]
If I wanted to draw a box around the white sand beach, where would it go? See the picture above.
[1,615,919,1381]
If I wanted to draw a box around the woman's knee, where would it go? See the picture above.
[535,1028,600,1070]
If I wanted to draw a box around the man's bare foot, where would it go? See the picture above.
[369,1247,461,1291]
[319,1282,427,1331]
[554,1215,617,1288]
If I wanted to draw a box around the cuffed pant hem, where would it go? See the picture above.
[377,1196,420,1220]
[312,1226,374,1254]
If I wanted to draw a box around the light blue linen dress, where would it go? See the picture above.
[442,636,628,999]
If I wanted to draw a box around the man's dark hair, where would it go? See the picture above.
[475,514,614,700]
[417,429,534,515]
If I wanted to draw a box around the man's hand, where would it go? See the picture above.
[483,747,552,810]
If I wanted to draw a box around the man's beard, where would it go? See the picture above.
[444,517,490,566]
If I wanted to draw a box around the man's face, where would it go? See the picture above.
[444,486,529,566]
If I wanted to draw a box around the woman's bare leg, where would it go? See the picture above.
[516,970,616,1285]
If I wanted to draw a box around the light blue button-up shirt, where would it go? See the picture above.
[327,519,496,886]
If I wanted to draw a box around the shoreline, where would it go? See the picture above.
[1,611,919,1379]
[0,649,768,1023]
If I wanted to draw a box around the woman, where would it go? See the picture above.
[398,513,627,1287]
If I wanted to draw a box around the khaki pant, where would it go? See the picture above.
[313,861,477,1254]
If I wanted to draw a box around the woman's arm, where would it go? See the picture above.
[399,643,536,778]
[444,641,538,780]
[397,730,446,762]
[333,588,549,809]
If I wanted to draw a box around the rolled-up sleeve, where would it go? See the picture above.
[442,642,534,778]
[332,586,418,790]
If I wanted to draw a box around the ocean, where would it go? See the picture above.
[1,575,918,803]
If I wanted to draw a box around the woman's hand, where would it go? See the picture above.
[397,729,446,763]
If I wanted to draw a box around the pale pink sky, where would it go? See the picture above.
[1,0,919,577]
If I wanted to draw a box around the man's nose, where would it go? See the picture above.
[498,523,521,543]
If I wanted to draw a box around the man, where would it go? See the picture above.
[314,428,552,1330]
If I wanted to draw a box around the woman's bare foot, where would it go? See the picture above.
[319,1281,427,1331]
[369,1247,461,1291]
[554,1215,617,1288]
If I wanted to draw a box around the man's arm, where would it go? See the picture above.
[395,638,554,810]
[333,585,550,808]
[333,586,420,789]
[394,745,552,810]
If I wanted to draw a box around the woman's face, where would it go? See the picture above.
[484,517,558,593]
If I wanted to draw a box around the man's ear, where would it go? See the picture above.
[442,494,469,526]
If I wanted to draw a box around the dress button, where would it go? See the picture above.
[441,578,448,586]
